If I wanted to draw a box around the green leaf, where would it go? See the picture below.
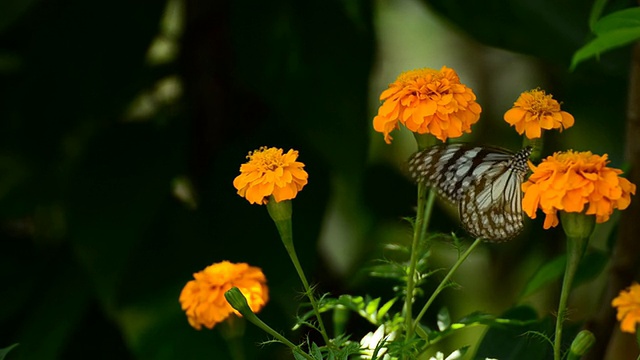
[311,343,323,359]
[593,8,640,34]
[519,250,609,299]
[572,27,640,69]
[473,306,553,360]
[520,255,566,299]
[588,0,609,31]
[572,8,640,69]
[0,344,18,360]
[573,250,608,286]
[376,298,397,323]
[365,297,381,318]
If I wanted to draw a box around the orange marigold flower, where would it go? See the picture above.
[504,89,575,139]
[373,66,482,143]
[522,150,636,229]
[179,261,269,330]
[612,282,640,333]
[233,146,308,205]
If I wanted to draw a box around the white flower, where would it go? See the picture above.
[359,324,396,360]
[428,350,496,360]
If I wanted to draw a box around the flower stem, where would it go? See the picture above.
[225,287,314,360]
[554,211,594,360]
[404,183,434,339]
[226,337,246,360]
[266,199,331,346]
[243,304,314,360]
[412,237,482,331]
[554,234,588,360]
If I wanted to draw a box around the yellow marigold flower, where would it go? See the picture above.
[522,150,636,229]
[233,146,308,205]
[504,89,575,139]
[179,261,269,330]
[373,66,482,143]
[612,282,640,333]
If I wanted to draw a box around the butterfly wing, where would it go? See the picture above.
[408,144,531,241]
[408,144,514,203]
[459,159,526,241]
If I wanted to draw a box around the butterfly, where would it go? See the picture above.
[407,143,532,242]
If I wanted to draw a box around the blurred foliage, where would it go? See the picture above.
[0,0,636,359]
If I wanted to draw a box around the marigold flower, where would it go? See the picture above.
[373,66,481,143]
[179,261,269,330]
[504,89,574,139]
[522,150,636,229]
[612,282,640,333]
[233,147,308,205]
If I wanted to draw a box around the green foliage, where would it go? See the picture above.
[1,0,633,358]
[0,344,18,360]
[474,306,554,360]
[572,7,640,69]
[519,249,609,299]
[301,295,400,327]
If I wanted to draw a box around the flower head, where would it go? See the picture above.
[522,150,636,229]
[179,261,269,330]
[373,66,481,143]
[233,147,308,205]
[504,89,574,139]
[359,324,396,360]
[612,282,640,333]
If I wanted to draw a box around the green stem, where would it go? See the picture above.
[554,211,594,360]
[405,184,434,339]
[553,238,587,360]
[412,237,483,331]
[226,337,246,360]
[554,235,588,360]
[267,200,331,346]
[523,135,544,163]
[244,305,314,360]
[283,240,330,344]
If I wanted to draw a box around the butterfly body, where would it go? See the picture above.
[408,144,532,241]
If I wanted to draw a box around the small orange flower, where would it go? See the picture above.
[522,150,636,229]
[373,66,481,143]
[233,147,308,205]
[179,261,269,330]
[612,282,640,333]
[504,89,574,139]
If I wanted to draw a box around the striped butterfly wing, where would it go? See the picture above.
[408,144,532,241]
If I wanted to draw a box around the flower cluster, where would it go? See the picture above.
[373,66,481,143]
[522,150,636,229]
[233,146,308,205]
[503,89,574,139]
[612,282,640,334]
[179,261,269,330]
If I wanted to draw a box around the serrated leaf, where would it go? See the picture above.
[437,307,451,331]
[0,344,19,360]
[311,342,323,359]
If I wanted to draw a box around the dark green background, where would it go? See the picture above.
[0,0,635,359]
